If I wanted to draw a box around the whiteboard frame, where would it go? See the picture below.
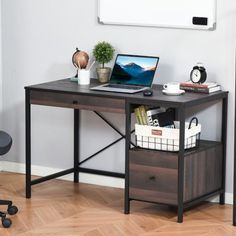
[98,0,217,31]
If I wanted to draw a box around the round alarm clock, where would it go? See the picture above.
[190,63,207,84]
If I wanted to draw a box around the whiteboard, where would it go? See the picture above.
[98,0,216,30]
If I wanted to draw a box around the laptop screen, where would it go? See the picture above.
[110,54,159,86]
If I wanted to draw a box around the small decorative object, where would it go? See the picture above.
[190,63,207,84]
[93,41,115,83]
[72,48,89,78]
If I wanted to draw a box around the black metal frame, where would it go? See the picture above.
[25,90,132,199]
[74,108,79,183]
[25,89,31,198]
[220,97,228,205]
[125,102,131,214]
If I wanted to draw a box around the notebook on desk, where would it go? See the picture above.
[90,54,159,94]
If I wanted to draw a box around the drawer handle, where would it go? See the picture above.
[149,176,156,181]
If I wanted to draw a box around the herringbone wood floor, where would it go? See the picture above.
[0,172,236,236]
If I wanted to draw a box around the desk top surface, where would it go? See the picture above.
[25,78,228,107]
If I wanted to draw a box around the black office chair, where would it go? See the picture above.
[0,131,18,228]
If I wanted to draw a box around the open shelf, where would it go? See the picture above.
[132,140,222,156]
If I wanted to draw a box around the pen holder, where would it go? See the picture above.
[78,69,90,85]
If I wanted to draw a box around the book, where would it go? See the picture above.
[134,107,143,125]
[153,110,175,128]
[146,107,165,126]
[139,105,148,125]
[180,85,221,94]
[180,81,218,88]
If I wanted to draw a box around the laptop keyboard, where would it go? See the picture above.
[104,84,143,90]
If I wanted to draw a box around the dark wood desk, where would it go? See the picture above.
[25,78,228,223]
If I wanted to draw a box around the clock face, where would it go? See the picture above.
[191,69,201,83]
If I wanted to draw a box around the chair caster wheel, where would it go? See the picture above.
[8,205,18,215]
[2,218,12,228]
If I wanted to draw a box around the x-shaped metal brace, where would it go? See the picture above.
[79,111,135,166]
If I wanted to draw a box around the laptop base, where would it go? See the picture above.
[90,84,148,94]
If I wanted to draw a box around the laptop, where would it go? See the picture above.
[90,54,159,94]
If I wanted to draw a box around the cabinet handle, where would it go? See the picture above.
[73,101,78,104]
[149,176,156,181]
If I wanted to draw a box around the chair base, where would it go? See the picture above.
[0,200,18,228]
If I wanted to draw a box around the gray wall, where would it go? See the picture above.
[1,0,236,193]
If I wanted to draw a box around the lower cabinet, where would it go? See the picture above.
[129,140,223,206]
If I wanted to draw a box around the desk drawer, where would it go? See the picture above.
[30,90,125,113]
[129,149,178,205]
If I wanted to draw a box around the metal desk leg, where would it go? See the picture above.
[220,96,228,205]
[74,109,80,183]
[25,89,31,198]
[125,102,131,214]
[177,106,185,223]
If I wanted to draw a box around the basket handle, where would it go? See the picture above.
[188,117,198,129]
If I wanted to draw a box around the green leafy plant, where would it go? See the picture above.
[93,41,115,68]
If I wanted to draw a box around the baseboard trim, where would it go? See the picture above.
[2,161,233,205]
[2,161,124,189]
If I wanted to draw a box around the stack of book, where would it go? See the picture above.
[134,106,175,128]
[134,105,149,126]
[180,81,221,94]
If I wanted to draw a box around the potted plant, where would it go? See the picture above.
[93,41,115,83]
